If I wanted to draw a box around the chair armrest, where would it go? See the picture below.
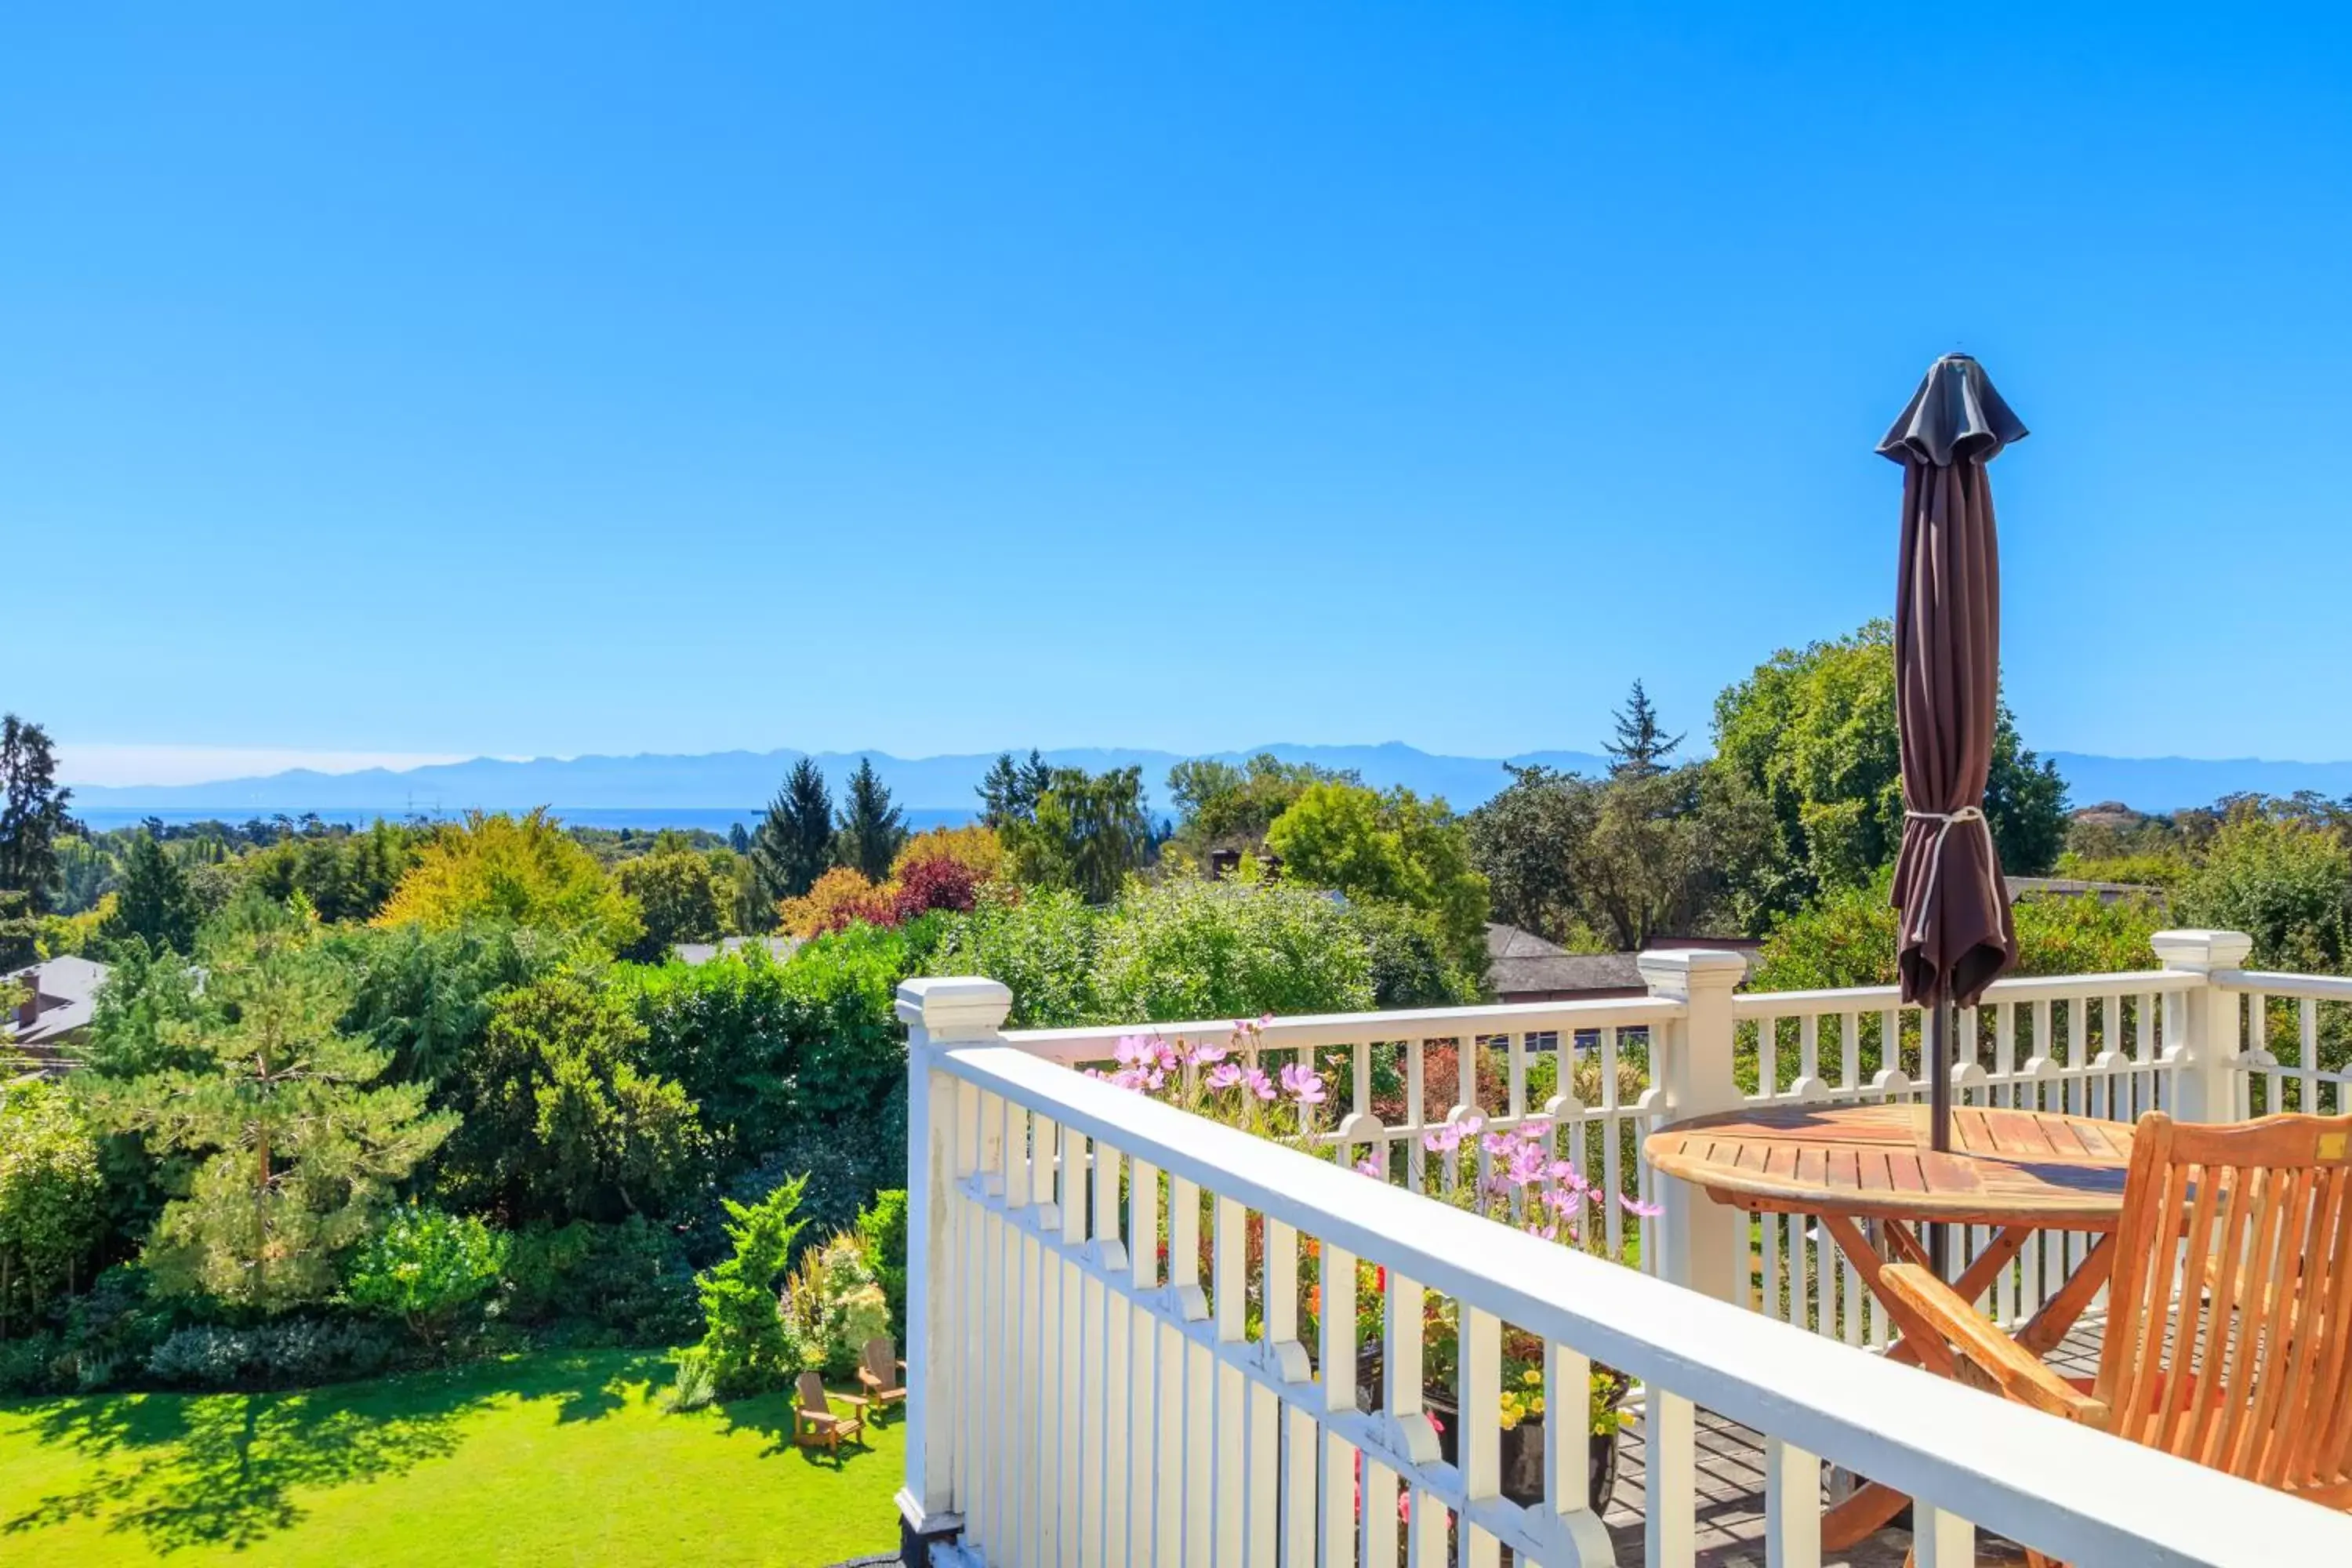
[1880,1264,2107,1425]
[857,1368,883,1390]
[834,1392,869,1408]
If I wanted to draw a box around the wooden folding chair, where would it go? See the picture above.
[857,1337,907,1417]
[1885,1110,2352,1566]
[793,1371,868,1454]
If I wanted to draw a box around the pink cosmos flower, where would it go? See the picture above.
[1240,1066,1277,1102]
[1279,1063,1327,1105]
[1206,1062,1243,1092]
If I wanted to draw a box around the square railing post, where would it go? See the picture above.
[1639,949,1749,1305]
[2150,929,2255,1124]
[895,976,1014,1564]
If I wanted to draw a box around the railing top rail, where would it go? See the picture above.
[1733,967,2198,1018]
[2212,967,2352,1000]
[938,1042,2350,1566]
[998,993,1686,1063]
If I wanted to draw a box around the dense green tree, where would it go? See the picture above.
[1467,764,1771,950]
[1753,873,2164,992]
[0,891,34,970]
[1004,765,1155,903]
[1165,753,1356,860]
[833,758,907,882]
[328,919,558,1084]
[1265,782,1489,971]
[746,759,837,915]
[0,1080,106,1335]
[240,819,416,923]
[0,714,74,913]
[83,911,456,1310]
[615,839,725,960]
[96,833,200,955]
[441,975,706,1225]
[2173,800,2352,971]
[1604,680,1684,780]
[1711,621,2067,922]
[978,750,1056,829]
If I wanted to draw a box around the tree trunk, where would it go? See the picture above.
[254,1123,271,1300]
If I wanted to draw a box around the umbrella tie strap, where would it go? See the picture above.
[1904,806,2002,944]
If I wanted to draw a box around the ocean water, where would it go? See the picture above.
[75,805,981,835]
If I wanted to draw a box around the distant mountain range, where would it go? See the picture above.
[66,743,2352,830]
[67,743,1612,830]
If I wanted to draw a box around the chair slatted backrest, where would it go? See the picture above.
[862,1337,898,1389]
[2095,1111,2352,1502]
[797,1371,834,1418]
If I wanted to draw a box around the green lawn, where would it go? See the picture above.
[0,1349,900,1566]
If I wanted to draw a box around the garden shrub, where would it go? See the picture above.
[695,1175,809,1397]
[347,1205,507,1348]
[501,1218,699,1345]
[0,1331,67,1396]
[927,888,1104,1026]
[144,1317,405,1390]
[784,1232,884,1379]
[665,1345,717,1412]
[56,1264,176,1392]
[1091,879,1376,1023]
[0,1079,107,1337]
[855,1189,908,1333]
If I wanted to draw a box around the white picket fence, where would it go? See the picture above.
[891,931,2352,1566]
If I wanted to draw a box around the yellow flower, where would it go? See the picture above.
[1519,1369,1543,1388]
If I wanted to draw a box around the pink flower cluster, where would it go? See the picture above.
[1093,1016,1328,1116]
[1410,1115,1662,1247]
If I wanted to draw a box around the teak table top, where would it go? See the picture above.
[1643,1102,2135,1229]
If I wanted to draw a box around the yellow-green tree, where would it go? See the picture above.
[1265,782,1489,974]
[377,809,643,955]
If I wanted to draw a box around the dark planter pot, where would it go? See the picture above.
[1359,1347,1621,1512]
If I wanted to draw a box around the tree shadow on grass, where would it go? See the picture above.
[2,1352,658,1556]
[537,1348,667,1426]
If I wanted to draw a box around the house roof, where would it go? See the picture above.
[1485,924,1646,997]
[1484,924,1758,1000]
[2004,876,2155,905]
[5,954,113,1060]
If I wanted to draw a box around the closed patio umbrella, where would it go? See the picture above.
[1876,354,2026,1207]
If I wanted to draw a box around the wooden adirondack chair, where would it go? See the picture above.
[857,1337,907,1417]
[1884,1110,2352,1566]
[793,1372,867,1455]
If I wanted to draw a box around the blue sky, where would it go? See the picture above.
[7,5,2351,785]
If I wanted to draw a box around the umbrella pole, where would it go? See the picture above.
[1926,986,1954,1278]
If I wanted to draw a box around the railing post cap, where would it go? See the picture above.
[2151,929,2256,972]
[895,976,1014,1038]
[1637,948,1749,997]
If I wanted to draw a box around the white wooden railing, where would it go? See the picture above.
[2208,953,2352,1117]
[891,930,2352,1566]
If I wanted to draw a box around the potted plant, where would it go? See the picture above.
[1356,1295,1632,1511]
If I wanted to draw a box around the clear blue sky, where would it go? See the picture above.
[7,5,2351,783]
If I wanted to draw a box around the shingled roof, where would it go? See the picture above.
[1485,924,1759,1001]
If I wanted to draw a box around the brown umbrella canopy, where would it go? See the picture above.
[1878,355,2027,1008]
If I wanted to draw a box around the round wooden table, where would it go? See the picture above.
[1645,1102,2136,1550]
